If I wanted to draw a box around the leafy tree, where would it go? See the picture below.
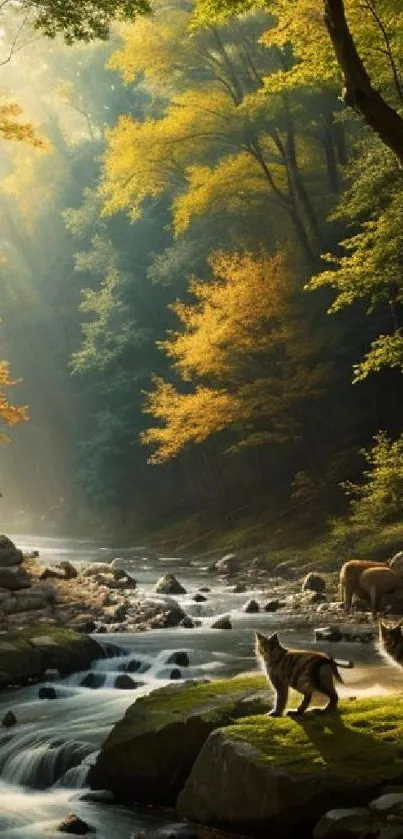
[194,0,403,163]
[143,250,327,462]
[343,431,403,526]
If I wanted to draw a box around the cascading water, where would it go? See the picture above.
[0,533,400,838]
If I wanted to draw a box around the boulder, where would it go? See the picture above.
[81,672,105,689]
[127,597,185,630]
[193,594,207,603]
[243,599,260,614]
[170,668,182,680]
[314,626,343,643]
[57,814,95,834]
[82,562,111,577]
[231,583,247,594]
[369,793,403,816]
[213,554,240,575]
[0,535,23,567]
[390,552,403,577]
[6,590,49,613]
[313,808,373,839]
[211,616,232,630]
[39,686,57,699]
[274,560,297,579]
[180,617,195,629]
[178,697,403,833]
[199,587,210,593]
[302,572,326,593]
[0,627,103,689]
[2,710,17,728]
[88,674,270,806]
[264,600,281,612]
[114,674,140,690]
[155,574,187,595]
[0,566,31,591]
[166,652,190,668]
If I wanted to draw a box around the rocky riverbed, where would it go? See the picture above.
[0,536,390,640]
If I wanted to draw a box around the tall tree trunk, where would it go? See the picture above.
[324,0,403,164]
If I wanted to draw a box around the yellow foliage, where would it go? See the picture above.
[173,152,271,234]
[0,99,45,149]
[143,250,325,461]
[261,0,403,100]
[101,86,233,218]
[109,11,191,87]
[0,360,28,443]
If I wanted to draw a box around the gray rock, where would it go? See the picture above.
[78,789,114,804]
[57,814,95,834]
[81,672,105,689]
[314,626,342,643]
[0,566,31,591]
[88,677,270,806]
[231,583,247,593]
[2,710,17,728]
[180,617,194,628]
[0,535,23,567]
[313,808,372,839]
[170,668,182,680]
[166,651,190,668]
[128,597,185,630]
[155,574,187,595]
[193,594,207,603]
[214,554,240,574]
[178,732,376,833]
[369,793,403,815]
[39,686,57,699]
[302,572,326,593]
[211,616,232,629]
[243,599,259,614]
[114,674,141,690]
[82,562,111,577]
[264,600,280,612]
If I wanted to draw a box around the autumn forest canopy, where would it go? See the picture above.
[0,0,403,550]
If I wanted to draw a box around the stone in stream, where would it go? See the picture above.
[38,686,57,699]
[213,554,240,575]
[155,574,187,595]
[199,587,210,593]
[180,616,195,628]
[169,668,182,680]
[243,599,260,614]
[231,583,247,593]
[114,674,142,690]
[193,594,207,603]
[81,672,106,689]
[78,789,114,805]
[314,626,343,643]
[312,808,373,839]
[57,814,96,834]
[0,566,31,591]
[264,600,281,612]
[2,710,17,728]
[166,651,190,668]
[88,675,270,805]
[211,616,232,629]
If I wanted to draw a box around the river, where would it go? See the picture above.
[0,534,403,838]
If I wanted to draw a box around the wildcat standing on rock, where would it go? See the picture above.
[378,621,403,668]
[255,631,354,717]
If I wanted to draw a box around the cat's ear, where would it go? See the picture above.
[268,632,279,643]
[255,631,265,642]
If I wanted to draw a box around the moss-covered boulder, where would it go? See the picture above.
[177,697,403,835]
[88,675,270,805]
[0,626,103,688]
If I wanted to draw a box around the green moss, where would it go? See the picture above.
[111,675,268,745]
[225,696,403,780]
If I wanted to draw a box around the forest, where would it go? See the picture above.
[0,0,403,557]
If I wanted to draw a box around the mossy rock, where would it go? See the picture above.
[88,674,270,805]
[178,696,403,836]
[0,626,103,688]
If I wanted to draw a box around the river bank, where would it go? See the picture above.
[1,533,403,839]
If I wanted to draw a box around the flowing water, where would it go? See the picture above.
[0,534,403,838]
